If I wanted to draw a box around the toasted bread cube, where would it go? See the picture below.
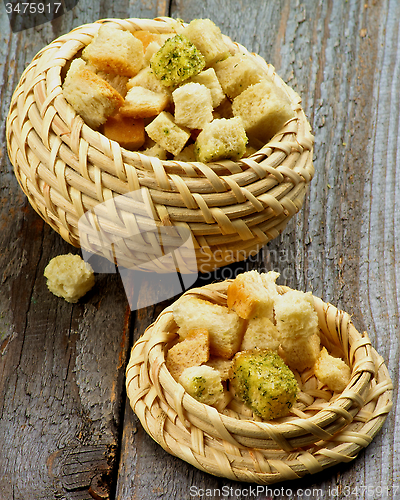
[314,347,351,392]
[94,72,129,97]
[82,25,144,77]
[141,142,168,160]
[230,349,299,420]
[274,289,319,341]
[145,111,190,156]
[240,316,280,352]
[166,328,210,381]
[127,66,172,98]
[182,18,230,66]
[227,270,276,319]
[195,117,247,163]
[44,253,95,303]
[119,86,169,118]
[204,357,232,381]
[173,83,213,129]
[232,80,295,143]
[281,332,321,372]
[188,68,225,108]
[174,143,196,162]
[63,59,124,129]
[150,34,205,87]
[103,114,145,150]
[173,296,245,359]
[179,365,224,406]
[213,54,266,99]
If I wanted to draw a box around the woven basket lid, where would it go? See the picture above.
[126,281,392,484]
[6,17,314,274]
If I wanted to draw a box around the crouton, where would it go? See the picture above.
[174,143,196,162]
[150,34,205,87]
[181,18,230,66]
[213,54,266,99]
[188,68,225,108]
[280,332,321,372]
[95,71,129,97]
[240,316,280,352]
[119,86,169,118]
[232,80,295,143]
[172,83,213,129]
[179,365,224,406]
[127,66,172,98]
[145,111,190,156]
[172,296,245,359]
[44,253,95,303]
[82,25,144,77]
[314,347,351,392]
[204,358,232,381]
[166,328,210,381]
[230,349,299,420]
[227,270,276,320]
[140,142,168,160]
[195,117,248,163]
[103,114,145,150]
[62,59,124,129]
[274,289,319,341]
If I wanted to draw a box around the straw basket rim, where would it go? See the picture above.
[6,17,315,273]
[125,280,393,484]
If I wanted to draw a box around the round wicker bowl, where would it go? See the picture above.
[126,281,392,484]
[6,17,314,273]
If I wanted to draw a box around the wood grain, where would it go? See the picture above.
[0,0,399,499]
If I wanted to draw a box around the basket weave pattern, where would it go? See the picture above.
[126,282,392,483]
[6,18,314,273]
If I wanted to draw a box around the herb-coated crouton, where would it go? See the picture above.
[150,34,205,87]
[173,296,245,359]
[182,18,230,66]
[179,365,224,406]
[82,25,144,77]
[195,117,248,163]
[166,328,210,381]
[274,289,319,341]
[230,349,299,420]
[62,59,124,129]
[314,347,351,392]
[280,332,321,372]
[145,111,190,156]
[44,253,95,303]
[232,80,295,143]
[172,83,213,129]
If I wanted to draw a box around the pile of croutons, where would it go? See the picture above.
[167,270,351,421]
[62,18,295,163]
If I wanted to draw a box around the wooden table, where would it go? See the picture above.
[0,1,398,498]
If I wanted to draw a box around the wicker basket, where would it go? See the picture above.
[6,17,314,273]
[125,281,392,484]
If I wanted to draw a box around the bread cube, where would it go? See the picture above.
[280,332,321,372]
[63,59,124,129]
[182,18,230,66]
[195,117,247,163]
[240,316,280,352]
[127,66,172,98]
[204,357,232,381]
[172,83,213,129]
[179,365,224,406]
[103,114,145,150]
[166,328,210,381]
[150,34,205,87]
[314,347,351,392]
[230,349,299,420]
[44,254,95,303]
[145,111,190,156]
[119,86,169,118]
[141,142,168,160]
[172,296,245,359]
[82,25,144,77]
[232,80,295,143]
[174,143,196,162]
[95,71,129,97]
[274,289,319,341]
[227,270,276,320]
[188,68,225,108]
[213,54,266,99]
